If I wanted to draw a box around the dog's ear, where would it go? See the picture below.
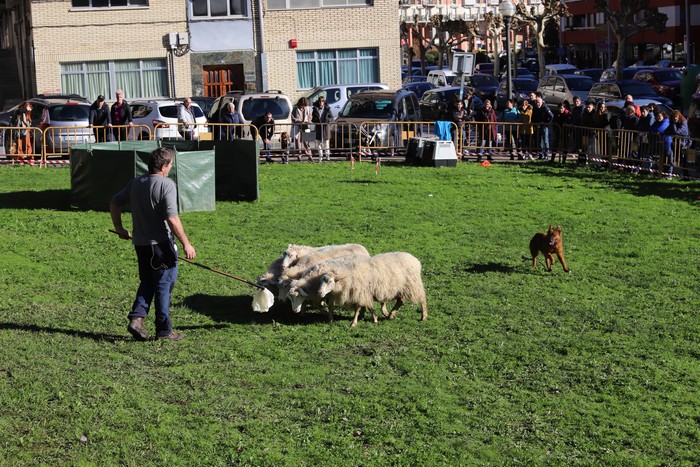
[556,225,562,232]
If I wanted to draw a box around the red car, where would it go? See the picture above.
[632,68,682,106]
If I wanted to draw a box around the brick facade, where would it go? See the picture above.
[29,1,191,99]
[262,1,401,102]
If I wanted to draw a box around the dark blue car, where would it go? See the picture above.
[400,82,436,99]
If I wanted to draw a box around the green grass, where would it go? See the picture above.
[0,161,699,465]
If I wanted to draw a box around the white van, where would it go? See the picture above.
[305,83,389,117]
[426,70,457,87]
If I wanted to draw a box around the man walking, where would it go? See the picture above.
[110,147,196,341]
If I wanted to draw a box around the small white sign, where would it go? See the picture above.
[452,52,476,76]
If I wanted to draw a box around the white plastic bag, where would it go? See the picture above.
[252,288,275,312]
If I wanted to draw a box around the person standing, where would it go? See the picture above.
[178,97,197,140]
[15,102,33,162]
[312,97,334,162]
[110,89,133,142]
[501,99,521,160]
[110,147,196,341]
[220,102,243,140]
[519,99,533,159]
[89,95,111,142]
[530,96,553,160]
[474,99,497,161]
[450,100,469,154]
[252,111,276,163]
[552,101,571,161]
[663,110,689,178]
[291,97,312,161]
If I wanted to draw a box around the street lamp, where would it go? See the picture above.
[498,0,516,102]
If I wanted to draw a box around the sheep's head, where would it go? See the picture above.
[318,274,336,298]
[277,277,293,301]
[281,245,299,270]
[287,282,308,313]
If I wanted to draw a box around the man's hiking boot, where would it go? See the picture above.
[127,317,149,341]
[157,331,185,341]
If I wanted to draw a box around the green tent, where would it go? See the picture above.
[70,139,259,211]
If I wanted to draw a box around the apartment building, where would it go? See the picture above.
[0,0,191,104]
[562,0,698,68]
[261,0,401,102]
[0,0,402,107]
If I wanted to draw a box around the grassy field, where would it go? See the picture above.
[0,160,699,465]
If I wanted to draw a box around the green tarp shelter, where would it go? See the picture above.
[70,139,258,212]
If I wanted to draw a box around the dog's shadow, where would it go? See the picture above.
[461,262,516,274]
[181,293,334,325]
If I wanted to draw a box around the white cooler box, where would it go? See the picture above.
[421,140,458,168]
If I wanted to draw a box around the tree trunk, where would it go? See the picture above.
[536,24,547,79]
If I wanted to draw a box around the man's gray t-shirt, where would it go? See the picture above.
[113,174,178,246]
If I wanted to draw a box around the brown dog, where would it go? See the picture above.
[530,225,570,272]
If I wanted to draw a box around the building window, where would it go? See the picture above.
[61,59,168,101]
[71,0,148,7]
[296,49,379,89]
[191,0,248,17]
[268,0,370,9]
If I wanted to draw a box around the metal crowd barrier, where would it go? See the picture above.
[0,126,43,164]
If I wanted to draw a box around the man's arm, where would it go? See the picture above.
[167,216,196,259]
[109,200,130,240]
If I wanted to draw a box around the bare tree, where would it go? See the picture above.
[401,17,435,76]
[515,0,571,78]
[429,15,480,69]
[593,0,667,79]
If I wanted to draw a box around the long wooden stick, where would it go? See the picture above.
[108,229,264,289]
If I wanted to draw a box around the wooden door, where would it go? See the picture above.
[203,64,244,97]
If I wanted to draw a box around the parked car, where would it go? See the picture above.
[462,73,500,104]
[604,98,673,128]
[588,80,673,106]
[574,68,605,82]
[494,77,539,109]
[544,64,579,75]
[188,96,216,116]
[207,90,293,128]
[520,58,540,77]
[599,66,656,82]
[498,67,535,80]
[418,86,483,121]
[1,94,94,156]
[402,75,428,84]
[304,83,389,117]
[130,99,208,140]
[656,59,686,69]
[632,68,682,106]
[474,63,495,75]
[333,89,421,150]
[400,81,436,100]
[426,69,457,87]
[538,74,594,111]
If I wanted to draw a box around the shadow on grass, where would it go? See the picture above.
[519,163,700,204]
[0,190,73,211]
[0,321,127,342]
[182,293,336,325]
[463,262,517,274]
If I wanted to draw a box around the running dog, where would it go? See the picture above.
[530,225,570,272]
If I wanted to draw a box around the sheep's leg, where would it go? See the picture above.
[388,298,404,320]
[369,306,378,324]
[381,302,389,317]
[350,305,362,328]
[420,301,428,321]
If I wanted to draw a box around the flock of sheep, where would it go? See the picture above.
[257,243,428,327]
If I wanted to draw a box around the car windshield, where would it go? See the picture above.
[48,104,89,121]
[565,77,594,91]
[515,80,539,92]
[655,70,682,81]
[623,82,655,95]
[241,98,291,121]
[342,98,395,118]
[472,75,498,86]
[159,105,205,119]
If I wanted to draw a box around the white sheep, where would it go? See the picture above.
[281,243,369,272]
[317,252,428,327]
[277,243,370,301]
